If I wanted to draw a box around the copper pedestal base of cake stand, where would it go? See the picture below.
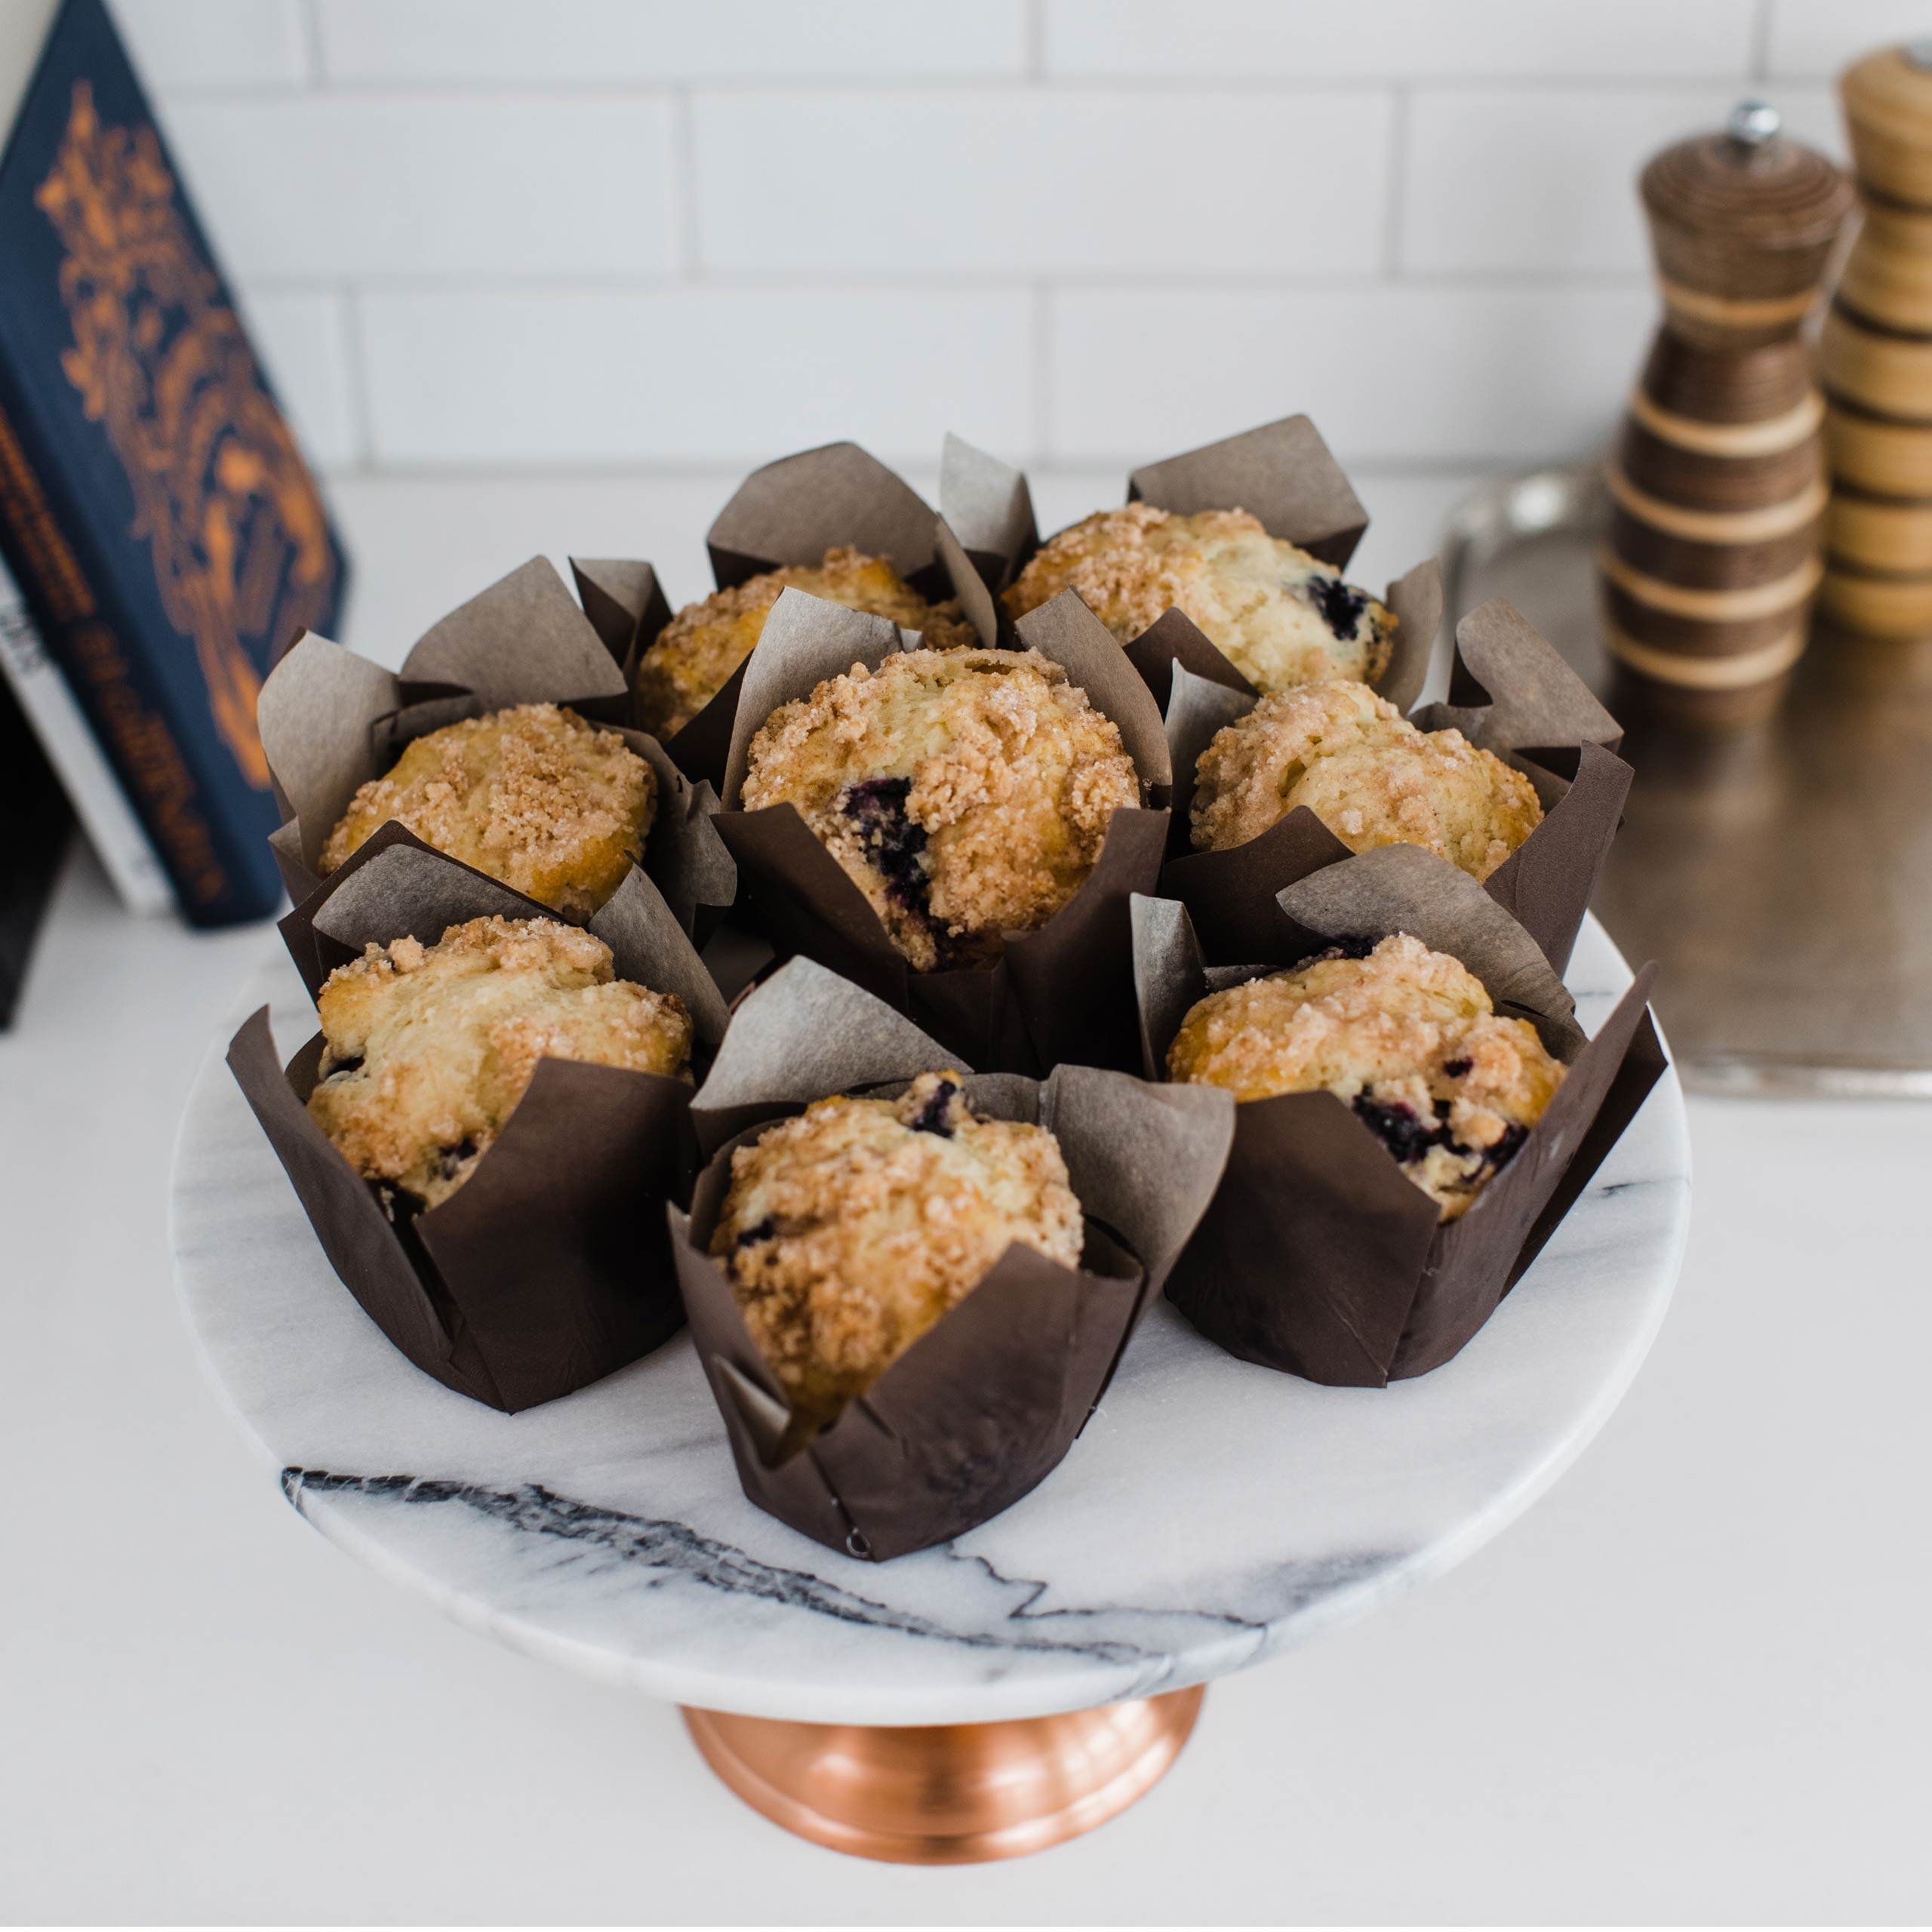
[681,1684,1205,1863]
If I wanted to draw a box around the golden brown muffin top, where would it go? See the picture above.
[1003,504,1395,691]
[712,1072,1083,1432]
[635,545,977,737]
[740,646,1140,971]
[1189,678,1543,879]
[308,915,692,1210]
[1166,934,1564,1218]
[319,703,654,919]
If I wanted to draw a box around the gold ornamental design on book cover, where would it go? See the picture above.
[33,82,337,788]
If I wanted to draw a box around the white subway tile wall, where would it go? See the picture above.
[112,0,309,88]
[1766,0,1932,76]
[690,90,1393,275]
[1047,284,1660,464]
[314,0,1032,85]
[1041,1,1766,81]
[1401,87,1837,275]
[357,288,1035,465]
[163,96,681,278]
[93,0,1903,640]
[235,288,362,469]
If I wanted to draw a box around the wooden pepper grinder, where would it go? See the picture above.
[1818,44,1932,674]
[1600,102,1850,727]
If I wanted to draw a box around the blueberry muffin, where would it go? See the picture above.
[712,1072,1083,1430]
[740,647,1140,971]
[1004,505,1395,691]
[1190,678,1541,881]
[307,916,693,1211]
[320,703,654,918]
[635,546,977,737]
[1166,934,1563,1219]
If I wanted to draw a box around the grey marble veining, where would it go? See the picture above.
[171,921,1690,1726]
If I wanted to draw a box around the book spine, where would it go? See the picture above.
[0,546,174,915]
[0,364,254,924]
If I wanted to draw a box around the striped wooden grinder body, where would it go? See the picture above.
[1820,45,1932,667]
[1601,103,1850,726]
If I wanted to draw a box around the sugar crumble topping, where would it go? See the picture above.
[1167,934,1564,1219]
[712,1072,1083,1432]
[307,914,692,1210]
[321,703,654,918]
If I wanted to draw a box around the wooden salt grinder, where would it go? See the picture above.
[1818,43,1932,677]
[1601,102,1850,728]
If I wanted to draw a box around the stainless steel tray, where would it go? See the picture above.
[1443,465,1932,1097]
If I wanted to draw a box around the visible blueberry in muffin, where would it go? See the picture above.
[1164,933,1564,1219]
[838,776,928,916]
[1349,1096,1528,1176]
[307,915,693,1211]
[711,1073,1083,1432]
[635,546,977,737]
[1002,503,1395,691]
[1352,1094,1451,1168]
[1189,678,1542,880]
[903,1073,961,1135]
[1300,571,1369,640]
[320,703,654,918]
[437,1137,480,1182]
[740,647,1141,972]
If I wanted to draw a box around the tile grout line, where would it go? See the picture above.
[337,287,377,472]
[672,87,702,282]
[295,0,325,88]
[147,74,1855,103]
[1383,84,1411,280]
[245,270,1655,298]
[1749,0,1774,84]
[1031,284,1052,467]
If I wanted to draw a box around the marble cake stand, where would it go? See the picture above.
[170,918,1689,1864]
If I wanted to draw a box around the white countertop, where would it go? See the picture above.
[5,474,1928,1920]
[5,846,1927,1924]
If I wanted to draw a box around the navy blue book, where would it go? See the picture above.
[0,0,349,925]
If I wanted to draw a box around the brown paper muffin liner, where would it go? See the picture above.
[228,826,732,1414]
[1132,845,1666,1387]
[671,956,1235,1561]
[257,556,735,985]
[709,586,1173,1075]
[573,441,1001,789]
[938,431,1040,596]
[1160,597,1633,974]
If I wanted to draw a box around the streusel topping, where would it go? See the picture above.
[1166,934,1563,1218]
[308,915,691,1210]
[712,1072,1083,1430]
[1189,678,1542,878]
[320,703,654,918]
[636,546,976,736]
[1004,504,1395,691]
[741,647,1140,971]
